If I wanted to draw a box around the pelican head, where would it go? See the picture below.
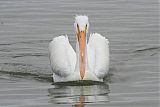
[74,15,89,33]
[74,15,89,80]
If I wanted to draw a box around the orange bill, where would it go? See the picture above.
[77,31,86,80]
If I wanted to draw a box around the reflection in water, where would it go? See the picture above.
[48,83,109,106]
[74,96,85,107]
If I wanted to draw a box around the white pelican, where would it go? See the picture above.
[49,15,109,82]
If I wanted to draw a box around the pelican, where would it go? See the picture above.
[49,15,109,82]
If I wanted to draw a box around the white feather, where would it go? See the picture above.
[87,33,109,79]
[49,35,76,82]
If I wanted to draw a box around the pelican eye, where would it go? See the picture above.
[77,24,80,33]
[85,24,88,31]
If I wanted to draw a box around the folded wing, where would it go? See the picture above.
[49,35,76,79]
[87,33,109,79]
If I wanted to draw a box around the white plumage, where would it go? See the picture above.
[49,15,109,82]
[87,33,109,79]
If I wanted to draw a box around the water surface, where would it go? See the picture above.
[0,0,159,107]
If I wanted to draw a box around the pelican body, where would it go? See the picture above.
[49,15,109,82]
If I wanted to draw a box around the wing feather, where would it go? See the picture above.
[87,33,109,78]
[49,35,76,77]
